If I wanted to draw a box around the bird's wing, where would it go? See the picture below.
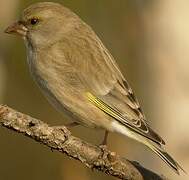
[71,37,165,146]
[60,29,165,146]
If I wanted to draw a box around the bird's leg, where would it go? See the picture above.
[101,130,109,146]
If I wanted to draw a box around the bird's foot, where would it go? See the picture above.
[65,122,80,129]
[53,122,79,131]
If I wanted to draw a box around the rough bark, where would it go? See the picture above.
[0,105,167,180]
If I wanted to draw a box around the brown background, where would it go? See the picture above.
[0,0,188,180]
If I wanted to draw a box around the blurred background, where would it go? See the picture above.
[0,0,189,180]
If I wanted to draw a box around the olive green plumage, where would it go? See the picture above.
[5,2,185,174]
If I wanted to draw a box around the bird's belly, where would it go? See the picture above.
[31,71,109,129]
[26,51,113,130]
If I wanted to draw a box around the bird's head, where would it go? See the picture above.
[5,2,80,47]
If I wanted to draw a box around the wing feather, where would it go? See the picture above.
[86,92,165,145]
[61,26,165,145]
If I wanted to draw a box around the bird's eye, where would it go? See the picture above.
[30,18,39,25]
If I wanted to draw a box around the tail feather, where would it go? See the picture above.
[111,121,186,174]
[146,142,186,175]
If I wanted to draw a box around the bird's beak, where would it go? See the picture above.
[4,21,28,37]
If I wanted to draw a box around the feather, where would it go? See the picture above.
[86,92,165,146]
[111,121,185,174]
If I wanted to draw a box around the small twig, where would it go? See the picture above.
[0,105,167,180]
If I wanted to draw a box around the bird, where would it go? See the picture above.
[5,2,185,174]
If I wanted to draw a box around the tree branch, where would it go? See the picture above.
[0,105,167,180]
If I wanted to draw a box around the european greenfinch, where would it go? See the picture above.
[5,2,184,174]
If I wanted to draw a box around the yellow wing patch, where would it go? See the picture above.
[85,92,165,146]
[86,92,122,120]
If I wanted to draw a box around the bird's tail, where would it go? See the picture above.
[144,140,186,175]
[112,121,186,175]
